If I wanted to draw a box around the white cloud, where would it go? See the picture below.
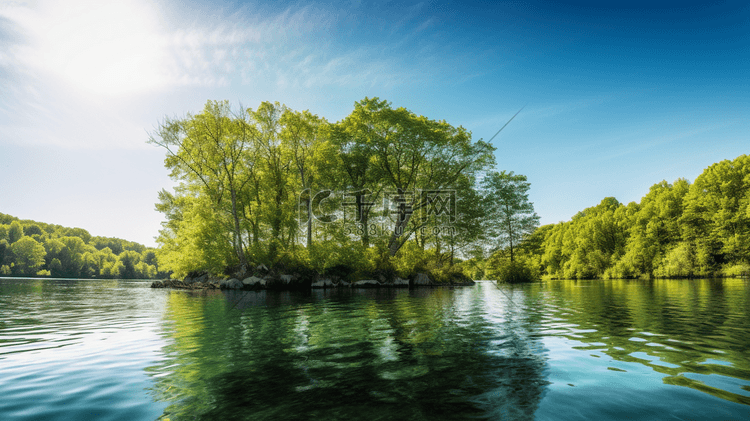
[0,0,452,149]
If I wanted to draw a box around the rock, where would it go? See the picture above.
[353,279,380,287]
[184,272,209,284]
[219,279,228,289]
[166,280,187,288]
[280,274,293,284]
[413,273,432,286]
[235,264,250,279]
[393,277,409,287]
[256,264,269,273]
[226,278,244,290]
[242,276,265,286]
[311,278,335,288]
[196,281,216,290]
[153,278,223,290]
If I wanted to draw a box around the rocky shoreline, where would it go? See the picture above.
[150,265,474,291]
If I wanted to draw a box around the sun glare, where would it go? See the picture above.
[27,0,166,96]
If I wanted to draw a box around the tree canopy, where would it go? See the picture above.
[147,100,750,282]
[149,97,508,280]
[481,170,540,262]
[531,154,750,279]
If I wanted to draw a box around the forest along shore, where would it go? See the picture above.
[150,264,474,291]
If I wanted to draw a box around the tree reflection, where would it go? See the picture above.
[148,284,549,420]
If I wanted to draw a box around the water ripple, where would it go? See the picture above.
[1,278,749,420]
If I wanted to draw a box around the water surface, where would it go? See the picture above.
[0,278,748,420]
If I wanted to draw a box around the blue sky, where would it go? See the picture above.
[1,0,748,247]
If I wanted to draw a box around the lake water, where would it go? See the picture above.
[0,278,748,420]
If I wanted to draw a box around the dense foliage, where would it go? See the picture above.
[152,100,750,283]
[534,154,750,279]
[0,213,166,278]
[150,98,535,281]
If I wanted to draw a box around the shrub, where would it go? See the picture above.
[322,263,357,282]
[455,258,484,280]
[489,260,538,283]
[391,241,430,278]
[429,265,472,284]
[307,240,373,276]
[722,263,750,277]
[654,243,694,278]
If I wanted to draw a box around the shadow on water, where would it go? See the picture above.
[148,283,549,420]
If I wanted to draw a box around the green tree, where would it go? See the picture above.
[0,239,9,268]
[250,101,296,259]
[338,97,494,256]
[43,236,91,277]
[150,100,256,269]
[540,197,627,279]
[90,237,125,255]
[155,191,235,278]
[49,258,63,277]
[8,221,23,244]
[680,155,750,274]
[536,155,749,280]
[80,252,100,277]
[102,260,124,278]
[327,101,387,248]
[143,249,158,266]
[149,97,496,277]
[282,108,329,250]
[63,227,92,244]
[420,173,486,266]
[94,247,118,278]
[481,171,540,262]
[23,224,43,237]
[615,179,688,278]
[10,236,46,276]
[118,250,142,279]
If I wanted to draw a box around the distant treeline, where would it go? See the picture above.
[496,154,749,280]
[0,213,168,279]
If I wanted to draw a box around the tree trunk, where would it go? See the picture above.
[306,197,312,249]
[450,229,455,266]
[388,201,413,256]
[356,194,370,248]
[230,188,247,267]
[506,203,514,263]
